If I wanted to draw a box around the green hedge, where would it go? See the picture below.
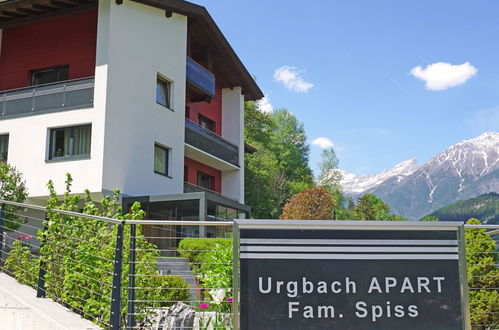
[178,238,231,273]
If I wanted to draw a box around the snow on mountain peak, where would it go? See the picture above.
[336,132,499,219]
[463,131,499,149]
[339,158,420,195]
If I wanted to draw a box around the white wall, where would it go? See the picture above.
[0,0,248,204]
[0,107,104,197]
[100,0,188,197]
[221,87,245,203]
[0,7,109,198]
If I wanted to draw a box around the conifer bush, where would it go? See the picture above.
[465,218,499,328]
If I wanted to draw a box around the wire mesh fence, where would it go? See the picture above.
[0,199,497,330]
[0,200,235,330]
[124,220,234,329]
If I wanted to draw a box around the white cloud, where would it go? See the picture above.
[256,94,273,114]
[311,137,334,149]
[410,62,477,91]
[274,66,314,93]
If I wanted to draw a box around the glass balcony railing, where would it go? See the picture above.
[0,77,94,119]
[183,182,239,202]
[186,57,215,98]
[185,119,239,166]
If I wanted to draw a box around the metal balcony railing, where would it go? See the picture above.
[185,118,239,167]
[186,57,215,98]
[0,77,94,119]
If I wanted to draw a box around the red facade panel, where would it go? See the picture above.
[184,157,221,193]
[0,10,98,91]
[186,82,223,135]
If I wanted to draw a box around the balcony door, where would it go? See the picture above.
[31,66,69,86]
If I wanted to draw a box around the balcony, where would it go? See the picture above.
[0,77,94,119]
[184,119,239,168]
[186,57,215,100]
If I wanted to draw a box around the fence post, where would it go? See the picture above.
[110,222,125,329]
[127,224,137,329]
[232,221,240,330]
[0,203,5,267]
[36,221,48,298]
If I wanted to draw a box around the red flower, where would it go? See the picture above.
[227,297,233,303]
[198,303,209,310]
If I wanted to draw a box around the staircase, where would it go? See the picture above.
[157,258,197,301]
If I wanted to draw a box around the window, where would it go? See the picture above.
[156,76,171,108]
[49,125,91,160]
[197,171,214,191]
[31,66,69,86]
[0,135,8,162]
[154,144,170,176]
[198,114,215,132]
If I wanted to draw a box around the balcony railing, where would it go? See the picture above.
[186,57,215,98]
[184,118,239,166]
[183,181,238,201]
[0,77,94,119]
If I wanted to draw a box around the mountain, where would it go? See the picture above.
[340,158,420,195]
[423,193,499,224]
[339,132,499,219]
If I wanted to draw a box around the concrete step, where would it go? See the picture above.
[157,258,197,301]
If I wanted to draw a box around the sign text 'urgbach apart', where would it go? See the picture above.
[235,220,470,330]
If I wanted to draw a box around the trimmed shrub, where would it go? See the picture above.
[178,238,231,272]
[280,187,335,220]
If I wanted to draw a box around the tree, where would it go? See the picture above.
[317,147,344,219]
[421,215,439,221]
[268,109,314,194]
[0,162,28,231]
[339,193,407,221]
[280,187,335,220]
[317,147,341,187]
[354,193,391,220]
[244,103,314,218]
[465,218,499,328]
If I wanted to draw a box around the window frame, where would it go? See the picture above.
[198,114,215,132]
[156,75,173,110]
[48,124,92,161]
[154,143,171,177]
[31,65,69,86]
[197,171,215,191]
[0,134,9,163]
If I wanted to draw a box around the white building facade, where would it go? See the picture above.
[0,0,262,229]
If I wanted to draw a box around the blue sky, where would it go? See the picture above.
[196,0,499,176]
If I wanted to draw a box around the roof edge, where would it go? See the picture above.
[130,0,264,101]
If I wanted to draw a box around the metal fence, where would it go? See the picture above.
[0,200,235,330]
[0,199,497,329]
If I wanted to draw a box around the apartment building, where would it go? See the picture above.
[0,0,263,241]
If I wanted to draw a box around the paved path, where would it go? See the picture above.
[0,273,102,330]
